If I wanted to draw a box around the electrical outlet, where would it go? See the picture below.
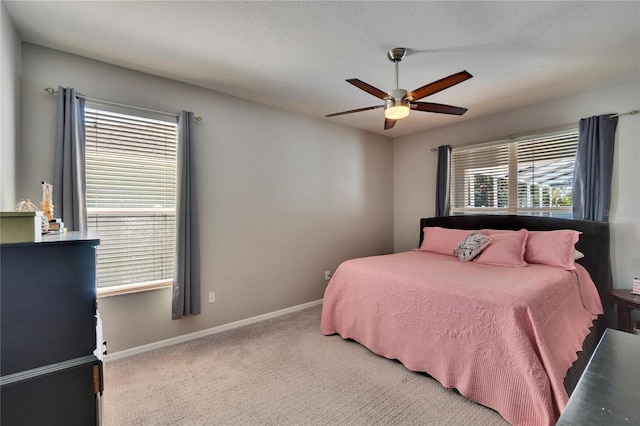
[324,270,331,281]
[208,292,215,303]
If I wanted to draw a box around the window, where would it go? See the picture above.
[450,129,578,217]
[84,105,178,296]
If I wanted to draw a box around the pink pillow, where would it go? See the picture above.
[475,229,528,267]
[525,230,581,270]
[419,227,475,256]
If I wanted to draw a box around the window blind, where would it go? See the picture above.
[85,106,178,288]
[450,129,578,216]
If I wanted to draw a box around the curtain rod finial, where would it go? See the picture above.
[44,87,57,95]
[610,109,639,119]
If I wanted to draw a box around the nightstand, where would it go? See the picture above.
[610,289,640,333]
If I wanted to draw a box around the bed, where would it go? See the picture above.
[320,215,611,426]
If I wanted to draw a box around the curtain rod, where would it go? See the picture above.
[429,121,577,152]
[44,87,203,122]
[430,109,639,152]
[609,109,638,119]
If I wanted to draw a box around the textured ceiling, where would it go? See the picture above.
[5,1,640,137]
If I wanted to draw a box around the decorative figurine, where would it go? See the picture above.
[40,181,54,221]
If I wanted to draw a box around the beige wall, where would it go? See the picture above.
[0,2,20,210]
[394,78,640,290]
[19,44,394,353]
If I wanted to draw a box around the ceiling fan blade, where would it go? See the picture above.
[406,71,472,101]
[384,118,397,130]
[325,104,384,117]
[411,102,468,115]
[347,79,389,100]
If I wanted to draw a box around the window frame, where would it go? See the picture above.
[450,127,578,217]
[83,102,179,297]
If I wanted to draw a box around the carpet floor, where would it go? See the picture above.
[103,304,508,425]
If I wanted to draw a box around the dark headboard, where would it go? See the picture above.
[419,215,612,336]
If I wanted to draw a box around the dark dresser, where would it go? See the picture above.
[0,232,103,426]
[557,328,640,425]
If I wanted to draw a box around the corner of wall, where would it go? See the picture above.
[1,2,21,210]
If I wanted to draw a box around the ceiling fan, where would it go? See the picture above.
[326,47,473,130]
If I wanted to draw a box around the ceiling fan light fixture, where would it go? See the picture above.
[384,99,410,120]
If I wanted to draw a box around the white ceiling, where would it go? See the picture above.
[4,1,640,137]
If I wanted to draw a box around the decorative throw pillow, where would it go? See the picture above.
[524,230,581,270]
[419,227,476,256]
[453,232,491,262]
[475,229,529,267]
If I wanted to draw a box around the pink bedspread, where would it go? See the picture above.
[320,251,603,426]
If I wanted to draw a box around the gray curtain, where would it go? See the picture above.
[572,115,618,222]
[172,111,201,319]
[435,145,452,217]
[53,86,87,231]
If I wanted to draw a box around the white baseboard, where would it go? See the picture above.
[105,299,323,362]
